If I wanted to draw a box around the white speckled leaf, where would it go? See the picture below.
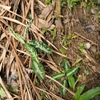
[32,61,45,79]
[29,40,52,54]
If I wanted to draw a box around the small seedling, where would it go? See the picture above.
[62,37,71,46]
[61,0,67,7]
[67,33,75,39]
[66,0,81,10]
[40,92,46,100]
[42,28,57,42]
[84,69,89,75]
[50,28,57,42]
[75,57,83,65]
[59,47,67,54]
[52,59,80,97]
[78,45,85,53]
[96,14,100,19]
[0,85,6,99]
[62,37,67,46]
[45,0,52,5]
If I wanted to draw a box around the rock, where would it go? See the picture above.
[84,42,91,49]
[84,25,95,33]
[10,70,18,80]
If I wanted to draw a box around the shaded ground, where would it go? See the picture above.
[0,0,100,100]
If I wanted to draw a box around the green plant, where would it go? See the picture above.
[67,33,75,39]
[59,47,67,54]
[96,14,100,19]
[10,19,52,79]
[92,0,100,4]
[75,57,83,64]
[50,28,57,42]
[42,28,57,42]
[84,2,91,9]
[66,0,81,10]
[84,69,89,75]
[0,85,6,99]
[75,85,100,100]
[40,92,46,99]
[61,0,81,9]
[62,37,67,46]
[62,37,71,47]
[61,0,67,7]
[52,59,100,99]
[52,59,80,97]
[78,45,85,54]
[45,0,52,5]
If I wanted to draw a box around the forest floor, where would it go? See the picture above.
[0,0,100,100]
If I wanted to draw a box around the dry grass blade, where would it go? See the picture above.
[52,50,71,59]
[36,0,46,7]
[0,16,26,26]
[31,0,34,19]
[0,4,11,10]
[74,32,97,46]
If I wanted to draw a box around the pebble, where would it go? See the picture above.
[84,42,91,49]
[10,70,18,80]
[84,25,95,33]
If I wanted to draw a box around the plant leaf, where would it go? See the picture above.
[62,37,67,46]
[24,18,34,40]
[67,0,81,10]
[0,86,6,99]
[29,40,52,54]
[74,84,85,100]
[60,80,68,97]
[68,75,75,89]
[50,28,56,42]
[59,47,66,54]
[79,87,100,100]
[40,92,46,100]
[63,61,71,73]
[66,66,80,77]
[75,57,82,64]
[25,43,39,63]
[10,27,25,44]
[52,72,65,80]
[84,69,89,75]
[32,61,45,79]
